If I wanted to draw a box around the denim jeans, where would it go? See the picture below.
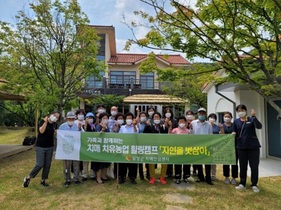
[29,146,53,180]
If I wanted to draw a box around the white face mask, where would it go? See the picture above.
[186,115,194,120]
[77,115,84,121]
[179,123,186,128]
[154,119,160,124]
[140,117,147,122]
[238,111,246,118]
[88,118,94,124]
[117,119,124,125]
[165,113,171,118]
[209,118,216,123]
[148,111,154,117]
[224,117,231,123]
[67,121,74,126]
[111,111,117,116]
[49,115,57,122]
[102,119,108,124]
[98,109,105,114]
[126,119,133,125]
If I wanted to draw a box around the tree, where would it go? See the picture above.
[0,0,102,115]
[138,52,209,108]
[125,0,281,117]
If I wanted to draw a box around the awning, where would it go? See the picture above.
[123,94,187,104]
[217,82,249,92]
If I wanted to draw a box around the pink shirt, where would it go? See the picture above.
[170,127,190,134]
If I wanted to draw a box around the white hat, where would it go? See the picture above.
[197,107,206,112]
[66,111,76,119]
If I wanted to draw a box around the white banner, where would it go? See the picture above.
[55,130,81,160]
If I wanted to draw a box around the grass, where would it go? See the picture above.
[0,126,34,144]
[1,128,281,209]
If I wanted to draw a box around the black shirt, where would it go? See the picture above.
[36,120,58,148]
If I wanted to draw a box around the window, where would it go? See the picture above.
[85,54,105,88]
[140,72,154,89]
[110,71,136,86]
[86,71,105,88]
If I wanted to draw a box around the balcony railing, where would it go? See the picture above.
[85,78,168,90]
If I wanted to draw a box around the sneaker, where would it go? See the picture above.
[40,180,49,187]
[252,186,260,193]
[149,177,156,184]
[175,179,180,184]
[224,177,230,184]
[74,180,81,185]
[231,178,237,185]
[130,179,137,185]
[64,181,71,187]
[187,176,194,182]
[82,177,87,181]
[159,178,167,185]
[235,184,246,190]
[23,177,30,188]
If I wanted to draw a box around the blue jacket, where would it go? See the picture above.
[233,116,262,149]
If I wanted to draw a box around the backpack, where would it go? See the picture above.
[22,136,36,146]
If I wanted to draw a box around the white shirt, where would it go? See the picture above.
[191,119,213,134]
[119,124,139,134]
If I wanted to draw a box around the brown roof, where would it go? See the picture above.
[108,53,190,65]
[123,94,186,104]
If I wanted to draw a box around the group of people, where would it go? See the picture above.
[22,104,262,193]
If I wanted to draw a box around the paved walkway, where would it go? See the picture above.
[256,158,281,177]
[0,144,33,159]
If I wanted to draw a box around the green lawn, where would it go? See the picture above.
[0,126,34,144]
[0,128,281,209]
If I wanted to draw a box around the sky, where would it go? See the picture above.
[0,0,200,61]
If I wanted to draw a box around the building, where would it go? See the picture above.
[78,25,190,116]
[203,69,281,159]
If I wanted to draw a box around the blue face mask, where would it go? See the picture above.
[198,115,206,121]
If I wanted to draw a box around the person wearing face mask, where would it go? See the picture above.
[221,112,238,185]
[95,104,106,124]
[113,113,125,133]
[75,109,86,127]
[23,111,60,188]
[185,110,195,129]
[108,106,118,133]
[91,112,111,184]
[58,111,82,187]
[169,116,191,184]
[81,112,96,181]
[112,112,125,178]
[74,109,86,175]
[207,113,224,181]
[185,110,197,175]
[232,104,262,193]
[144,112,169,185]
[191,107,213,185]
[118,112,139,184]
[163,108,177,179]
[147,106,155,122]
[137,111,148,180]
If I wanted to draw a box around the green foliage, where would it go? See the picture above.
[138,52,213,107]
[127,0,281,113]
[0,0,102,115]
[85,94,126,111]
[0,101,35,126]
